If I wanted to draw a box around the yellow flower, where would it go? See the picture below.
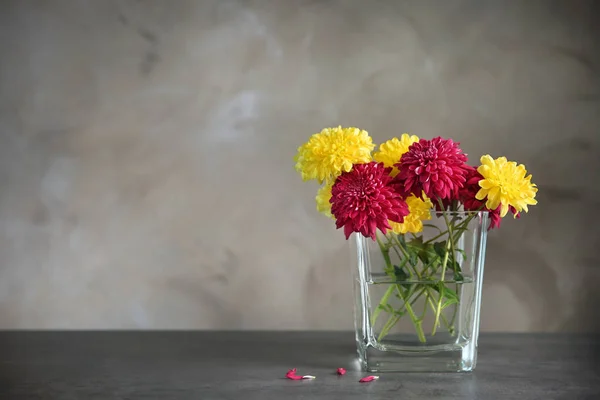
[475,155,538,217]
[373,133,420,177]
[315,180,335,219]
[294,126,374,183]
[389,193,433,234]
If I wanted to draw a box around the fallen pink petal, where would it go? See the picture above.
[285,369,315,380]
[285,369,303,380]
[336,368,347,376]
[359,375,380,383]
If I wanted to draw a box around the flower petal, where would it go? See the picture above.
[478,179,495,190]
[359,375,380,383]
[286,368,316,380]
[286,368,303,380]
[336,368,347,376]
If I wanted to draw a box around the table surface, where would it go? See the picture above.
[1,332,599,399]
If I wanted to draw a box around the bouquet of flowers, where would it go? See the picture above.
[294,127,538,342]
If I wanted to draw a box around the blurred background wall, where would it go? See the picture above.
[0,0,598,331]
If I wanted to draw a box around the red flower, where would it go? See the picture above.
[488,206,502,230]
[394,137,469,201]
[331,162,409,240]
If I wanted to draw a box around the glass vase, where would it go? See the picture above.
[351,211,489,372]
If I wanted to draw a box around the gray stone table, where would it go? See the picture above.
[0,332,599,399]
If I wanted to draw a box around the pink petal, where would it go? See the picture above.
[359,375,380,383]
[336,368,347,376]
[286,368,316,380]
[286,368,303,380]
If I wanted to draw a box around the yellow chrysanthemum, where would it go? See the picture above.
[389,193,433,234]
[294,126,374,183]
[475,155,538,218]
[373,133,420,177]
[315,180,335,219]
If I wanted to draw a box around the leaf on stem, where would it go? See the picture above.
[408,252,419,268]
[433,241,447,259]
[393,265,409,281]
[429,284,460,310]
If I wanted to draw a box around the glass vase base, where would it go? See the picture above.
[358,341,476,373]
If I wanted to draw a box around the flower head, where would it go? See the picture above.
[475,155,538,217]
[394,137,469,201]
[315,181,334,218]
[460,165,522,229]
[294,126,374,183]
[389,193,433,234]
[373,133,419,177]
[331,162,409,240]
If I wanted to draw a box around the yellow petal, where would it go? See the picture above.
[478,179,495,190]
[480,155,495,167]
[500,202,509,218]
[475,188,488,201]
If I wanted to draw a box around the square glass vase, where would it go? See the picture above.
[351,211,489,372]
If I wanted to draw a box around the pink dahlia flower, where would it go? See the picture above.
[331,162,409,240]
[394,137,469,201]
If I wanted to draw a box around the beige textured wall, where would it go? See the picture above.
[0,0,599,331]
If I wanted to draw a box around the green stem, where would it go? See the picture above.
[378,314,400,341]
[395,285,426,343]
[448,284,459,331]
[420,287,429,322]
[376,284,428,340]
[385,235,415,278]
[376,231,428,341]
[431,240,450,336]
[375,206,483,342]
[423,213,476,245]
[371,285,395,326]
[390,235,422,279]
[376,235,391,266]
[425,288,455,336]
[431,198,455,336]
